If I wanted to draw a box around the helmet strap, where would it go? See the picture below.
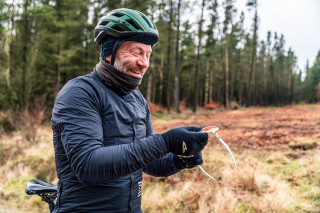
[111,40,120,66]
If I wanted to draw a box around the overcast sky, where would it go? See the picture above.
[235,0,320,72]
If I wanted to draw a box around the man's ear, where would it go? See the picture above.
[105,55,112,63]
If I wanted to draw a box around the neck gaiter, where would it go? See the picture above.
[96,59,142,96]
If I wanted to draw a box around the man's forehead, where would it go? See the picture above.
[122,41,152,52]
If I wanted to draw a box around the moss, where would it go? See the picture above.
[253,152,267,159]
[312,193,320,206]
[266,159,301,178]
[235,202,255,213]
[266,160,273,164]
[295,204,303,210]
[289,141,318,150]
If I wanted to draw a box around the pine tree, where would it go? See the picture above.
[246,0,258,106]
[192,0,206,112]
[174,0,182,113]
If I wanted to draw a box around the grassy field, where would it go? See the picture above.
[142,144,320,212]
[0,105,319,212]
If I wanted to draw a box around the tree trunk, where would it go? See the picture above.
[289,62,294,104]
[166,0,173,110]
[247,1,258,106]
[147,13,155,104]
[22,0,30,107]
[54,1,62,102]
[146,66,153,103]
[205,58,209,104]
[174,0,181,113]
[209,58,214,103]
[224,42,230,108]
[159,48,164,106]
[54,44,61,101]
[192,0,206,113]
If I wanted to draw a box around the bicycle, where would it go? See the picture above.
[25,179,57,213]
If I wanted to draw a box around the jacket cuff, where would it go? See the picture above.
[169,154,182,172]
[155,133,168,153]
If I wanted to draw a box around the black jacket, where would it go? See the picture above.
[51,69,179,212]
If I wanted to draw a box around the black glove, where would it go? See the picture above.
[161,126,208,156]
[173,152,203,169]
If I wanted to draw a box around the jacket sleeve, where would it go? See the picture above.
[143,153,181,177]
[142,100,181,177]
[52,83,168,187]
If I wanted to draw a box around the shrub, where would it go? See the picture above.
[19,98,47,143]
[0,111,16,134]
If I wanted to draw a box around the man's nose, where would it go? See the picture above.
[137,56,149,69]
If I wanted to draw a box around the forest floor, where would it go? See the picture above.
[0,105,320,212]
[151,104,320,149]
[144,104,320,213]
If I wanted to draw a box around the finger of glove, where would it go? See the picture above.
[192,140,208,155]
[190,153,203,165]
[195,156,203,165]
[186,157,203,168]
[182,126,203,132]
[191,131,209,142]
[173,155,186,169]
[184,142,206,156]
[192,152,202,159]
[187,132,208,152]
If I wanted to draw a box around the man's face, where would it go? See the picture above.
[106,41,152,78]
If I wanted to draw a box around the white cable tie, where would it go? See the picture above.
[212,131,238,168]
[198,126,238,181]
[198,165,216,181]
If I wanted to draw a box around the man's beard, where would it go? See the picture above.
[113,56,145,77]
[113,59,128,74]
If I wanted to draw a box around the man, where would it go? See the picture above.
[51,8,208,213]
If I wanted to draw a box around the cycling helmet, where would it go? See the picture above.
[94,8,159,46]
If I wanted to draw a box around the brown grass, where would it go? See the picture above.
[0,125,55,213]
[1,106,320,212]
[142,144,320,212]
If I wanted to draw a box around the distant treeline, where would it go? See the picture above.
[0,0,319,112]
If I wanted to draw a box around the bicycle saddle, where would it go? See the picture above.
[25,179,57,195]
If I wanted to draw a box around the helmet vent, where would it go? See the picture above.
[113,13,124,17]
[140,14,153,29]
[100,21,109,26]
[113,25,125,32]
[127,20,141,30]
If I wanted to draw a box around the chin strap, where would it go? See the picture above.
[111,40,120,66]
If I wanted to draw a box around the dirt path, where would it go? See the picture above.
[152,105,320,149]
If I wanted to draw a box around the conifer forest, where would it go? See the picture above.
[1,0,320,112]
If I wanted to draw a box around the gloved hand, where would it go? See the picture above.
[161,126,208,156]
[173,152,203,169]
